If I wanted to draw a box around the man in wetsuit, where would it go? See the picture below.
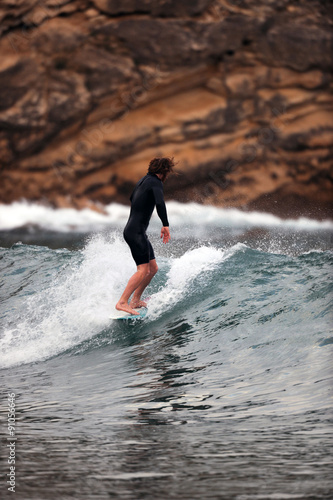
[116,157,175,316]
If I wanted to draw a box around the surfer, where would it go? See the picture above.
[116,157,175,316]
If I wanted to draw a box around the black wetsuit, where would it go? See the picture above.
[123,173,169,266]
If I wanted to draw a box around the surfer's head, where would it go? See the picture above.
[148,157,175,182]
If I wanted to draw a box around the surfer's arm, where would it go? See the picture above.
[152,186,169,227]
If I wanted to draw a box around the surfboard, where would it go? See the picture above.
[109,307,148,320]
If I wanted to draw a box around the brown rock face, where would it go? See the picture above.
[0,0,332,219]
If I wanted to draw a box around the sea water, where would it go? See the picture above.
[0,202,332,499]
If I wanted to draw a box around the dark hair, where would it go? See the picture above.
[148,157,175,181]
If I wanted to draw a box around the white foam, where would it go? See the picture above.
[0,236,242,368]
[147,245,235,320]
[0,234,137,368]
[0,200,332,233]
[165,201,333,231]
[0,201,128,232]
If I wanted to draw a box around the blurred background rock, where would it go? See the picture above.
[0,0,332,219]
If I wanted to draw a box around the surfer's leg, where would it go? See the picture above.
[116,263,150,315]
[130,259,158,308]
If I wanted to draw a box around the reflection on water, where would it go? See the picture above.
[3,307,332,499]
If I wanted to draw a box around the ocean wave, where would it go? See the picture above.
[1,235,332,369]
[0,200,332,233]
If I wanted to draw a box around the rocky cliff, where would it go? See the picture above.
[0,0,332,218]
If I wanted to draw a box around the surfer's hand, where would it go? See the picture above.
[161,226,171,244]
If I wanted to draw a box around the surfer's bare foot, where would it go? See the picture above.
[129,299,147,309]
[115,301,139,316]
